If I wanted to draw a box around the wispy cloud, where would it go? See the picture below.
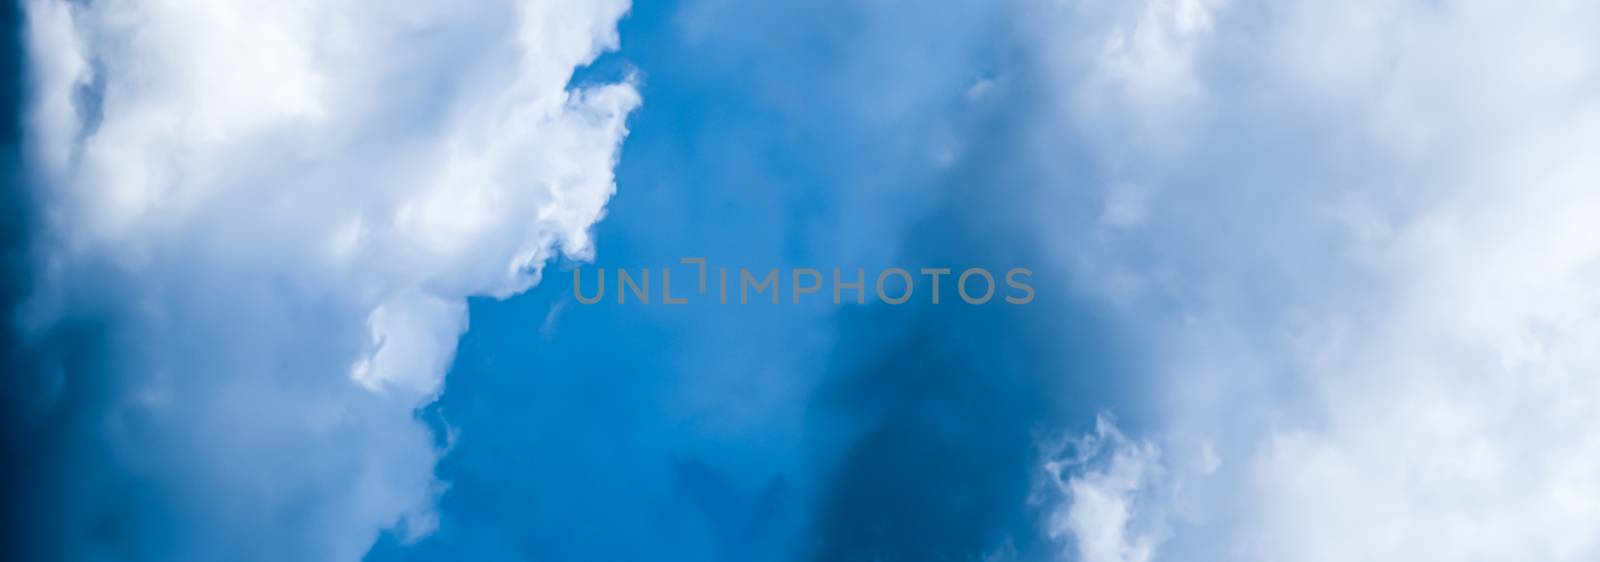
[1038,415,1168,562]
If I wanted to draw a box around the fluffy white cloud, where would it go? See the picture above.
[22,0,636,559]
[1038,416,1168,562]
[1024,0,1600,560]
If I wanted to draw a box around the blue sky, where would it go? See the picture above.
[364,2,1143,559]
[8,1,1600,562]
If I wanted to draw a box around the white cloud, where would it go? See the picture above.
[1021,0,1600,560]
[1038,415,1168,562]
[22,0,637,559]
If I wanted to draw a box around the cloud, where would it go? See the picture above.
[1038,415,1167,562]
[1012,0,1600,560]
[568,1,1600,556]
[12,0,1594,560]
[14,0,636,559]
